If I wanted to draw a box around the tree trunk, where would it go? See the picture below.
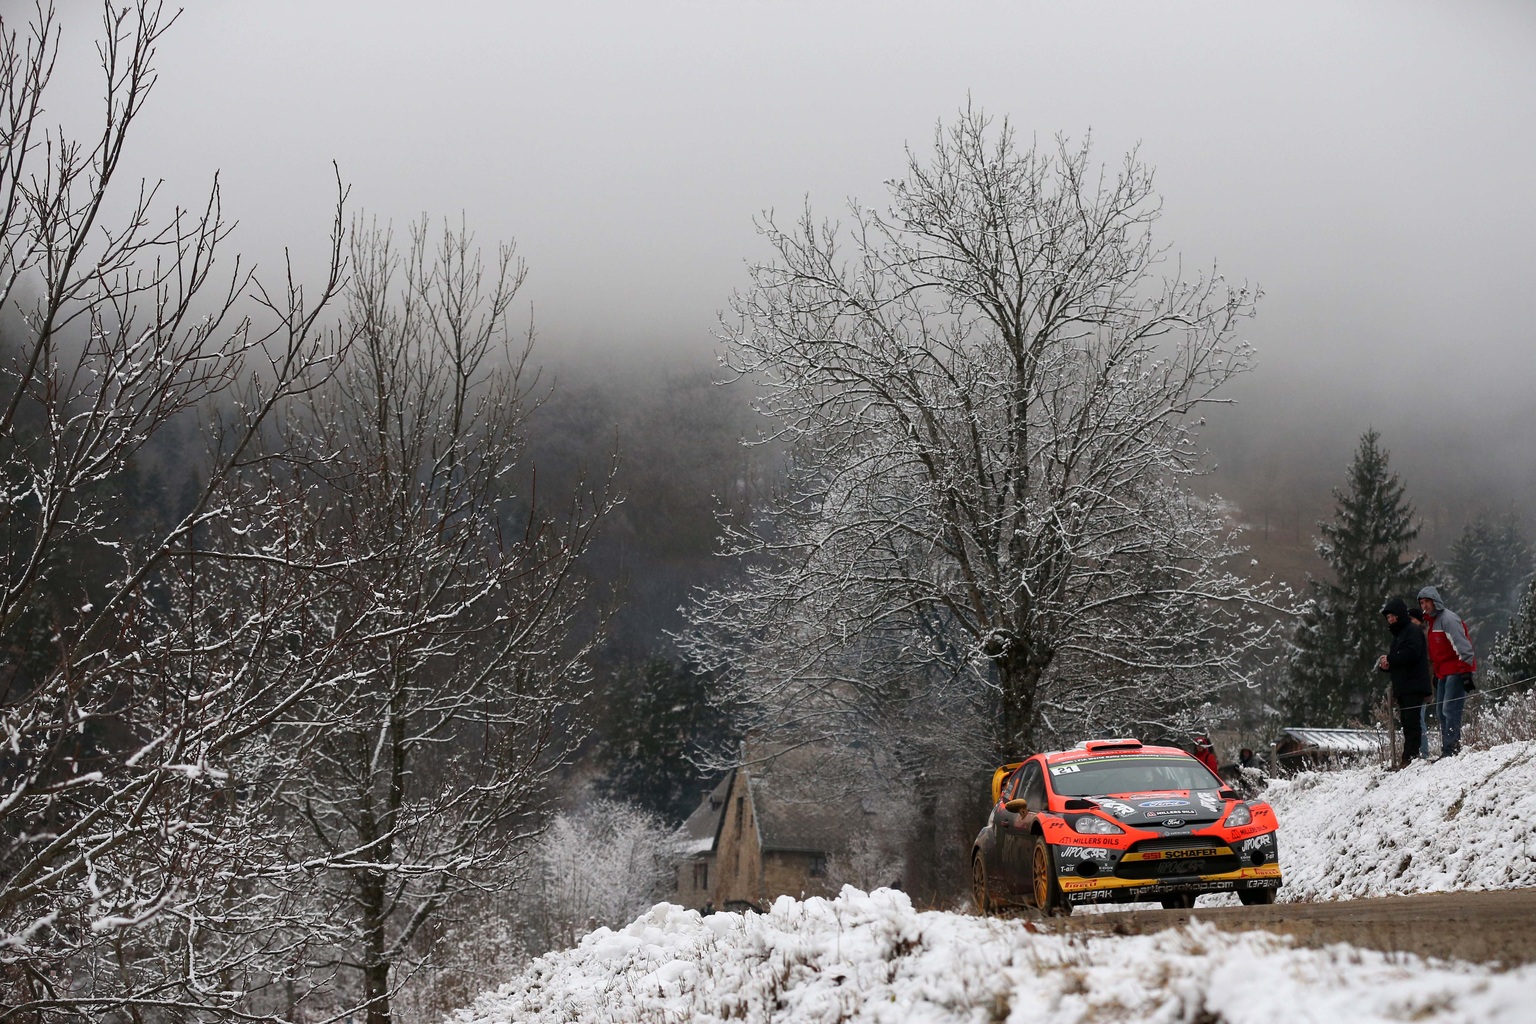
[996,646,1051,758]
[361,873,392,1024]
[902,775,941,907]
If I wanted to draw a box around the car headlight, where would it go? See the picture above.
[1070,814,1124,835]
[1224,802,1253,828]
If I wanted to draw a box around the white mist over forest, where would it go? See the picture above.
[70,0,1534,555]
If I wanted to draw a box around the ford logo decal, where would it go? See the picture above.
[1138,799,1190,808]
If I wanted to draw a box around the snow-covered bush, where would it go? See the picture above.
[520,800,683,954]
[1464,686,1536,747]
[826,834,907,896]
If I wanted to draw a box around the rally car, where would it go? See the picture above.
[971,738,1281,915]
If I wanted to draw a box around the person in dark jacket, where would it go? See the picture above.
[1418,585,1476,757]
[1377,597,1433,768]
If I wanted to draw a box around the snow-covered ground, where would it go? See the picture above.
[451,741,1536,1024]
[1261,739,1536,900]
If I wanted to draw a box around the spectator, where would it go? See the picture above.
[1376,597,1433,768]
[1192,735,1219,775]
[1418,586,1477,757]
[1409,605,1429,757]
[1233,746,1266,797]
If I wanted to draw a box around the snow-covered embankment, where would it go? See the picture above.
[1264,739,1536,899]
[452,740,1536,1024]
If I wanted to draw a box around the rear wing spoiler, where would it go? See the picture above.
[990,761,1025,805]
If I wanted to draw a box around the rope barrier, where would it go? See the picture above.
[1466,673,1536,696]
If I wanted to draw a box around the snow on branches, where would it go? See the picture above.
[683,107,1290,762]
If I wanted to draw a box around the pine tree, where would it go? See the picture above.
[590,656,739,824]
[1491,578,1536,686]
[1447,510,1534,635]
[1285,430,1434,724]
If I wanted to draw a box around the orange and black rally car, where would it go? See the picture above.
[971,738,1281,914]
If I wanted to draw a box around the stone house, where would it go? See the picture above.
[674,752,876,912]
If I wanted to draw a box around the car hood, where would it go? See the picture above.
[1084,789,1227,828]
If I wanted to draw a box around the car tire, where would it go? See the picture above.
[972,853,993,915]
[1238,887,1277,907]
[1030,837,1070,916]
[1159,894,1196,910]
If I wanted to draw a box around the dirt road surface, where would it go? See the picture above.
[1050,889,1536,968]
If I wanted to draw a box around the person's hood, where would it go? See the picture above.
[1418,586,1445,613]
[1382,597,1409,630]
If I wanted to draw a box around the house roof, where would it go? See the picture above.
[750,774,852,855]
[746,743,870,855]
[677,775,730,857]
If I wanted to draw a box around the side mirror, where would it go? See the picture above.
[1003,798,1029,814]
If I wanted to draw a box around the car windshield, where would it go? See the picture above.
[1046,755,1219,797]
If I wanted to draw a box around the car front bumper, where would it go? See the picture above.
[1058,861,1282,904]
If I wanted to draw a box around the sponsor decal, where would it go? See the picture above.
[1057,845,1115,861]
[1237,864,1283,879]
[1099,800,1137,817]
[1125,847,1227,861]
[1244,832,1275,850]
[1138,799,1190,809]
[1144,808,1193,817]
[1157,859,1207,875]
[1198,792,1223,813]
[1227,823,1267,840]
[1064,878,1245,902]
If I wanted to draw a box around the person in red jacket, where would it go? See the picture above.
[1192,735,1220,775]
[1417,586,1476,757]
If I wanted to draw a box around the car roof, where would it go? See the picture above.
[1038,743,1192,765]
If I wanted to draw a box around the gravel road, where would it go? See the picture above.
[1051,888,1536,968]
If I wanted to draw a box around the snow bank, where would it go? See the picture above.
[451,887,1534,1024]
[451,741,1536,1023]
[1263,739,1536,900]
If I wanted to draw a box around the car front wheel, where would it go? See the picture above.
[1030,838,1069,916]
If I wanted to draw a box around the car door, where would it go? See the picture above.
[1016,761,1051,896]
[1000,760,1045,891]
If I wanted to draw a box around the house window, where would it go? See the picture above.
[735,796,745,836]
[693,861,708,890]
[809,855,827,878]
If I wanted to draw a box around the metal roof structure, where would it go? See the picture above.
[1275,726,1390,755]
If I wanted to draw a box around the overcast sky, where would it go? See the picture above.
[54,0,1536,484]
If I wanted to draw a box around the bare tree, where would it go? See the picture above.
[682,108,1288,765]
[1,3,347,1019]
[159,218,612,1024]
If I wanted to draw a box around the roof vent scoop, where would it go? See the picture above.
[1078,738,1144,752]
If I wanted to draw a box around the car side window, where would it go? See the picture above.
[1021,762,1047,810]
[1001,769,1022,802]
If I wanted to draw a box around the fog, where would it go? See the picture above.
[54,0,1536,560]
